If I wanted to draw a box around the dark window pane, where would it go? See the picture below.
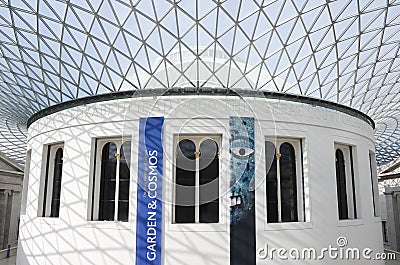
[50,148,63,217]
[175,139,195,223]
[177,139,196,160]
[100,201,115,221]
[175,206,195,223]
[199,139,219,223]
[280,143,298,222]
[120,141,131,171]
[266,141,278,223]
[118,181,130,201]
[199,201,219,223]
[118,201,129,222]
[118,141,131,221]
[42,146,51,217]
[369,152,377,217]
[335,149,348,220]
[99,142,117,221]
[349,147,357,219]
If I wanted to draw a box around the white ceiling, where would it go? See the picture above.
[0,0,399,164]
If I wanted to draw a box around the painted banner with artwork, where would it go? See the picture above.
[229,116,256,265]
[136,117,164,265]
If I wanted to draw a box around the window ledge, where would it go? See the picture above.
[337,219,364,227]
[37,217,62,226]
[168,222,227,232]
[84,221,131,230]
[263,222,312,231]
[373,217,382,223]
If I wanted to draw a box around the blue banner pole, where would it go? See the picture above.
[136,117,164,265]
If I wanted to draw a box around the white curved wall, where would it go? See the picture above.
[17,94,383,264]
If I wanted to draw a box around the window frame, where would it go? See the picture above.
[382,220,389,243]
[265,138,305,223]
[39,143,64,218]
[21,149,31,215]
[172,134,221,224]
[334,144,358,220]
[91,137,132,222]
[369,151,380,217]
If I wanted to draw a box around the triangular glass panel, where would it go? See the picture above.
[40,0,66,21]
[198,0,217,20]
[12,10,36,32]
[66,6,90,33]
[239,11,260,39]
[264,50,280,77]
[218,27,235,52]
[319,63,336,85]
[181,25,197,49]
[198,25,214,47]
[383,25,400,43]
[253,13,272,40]
[98,0,118,24]
[216,7,234,37]
[277,0,298,25]
[276,19,297,45]
[331,0,358,22]
[301,5,324,32]
[293,56,311,79]
[262,0,283,25]
[238,0,259,21]
[360,29,383,51]
[153,0,174,20]
[146,28,163,55]
[177,10,196,38]
[100,19,120,44]
[310,6,331,32]
[303,0,326,14]
[221,0,241,21]
[265,30,283,58]
[275,52,291,76]
[111,0,132,25]
[90,18,110,46]
[378,43,397,61]
[287,20,307,44]
[337,37,358,59]
[0,5,12,24]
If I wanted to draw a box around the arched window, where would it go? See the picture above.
[335,149,348,220]
[21,149,32,215]
[174,136,220,224]
[334,144,357,220]
[175,139,196,223]
[99,142,117,221]
[266,139,303,223]
[50,148,63,217]
[266,141,278,223]
[280,143,298,222]
[199,139,219,223]
[40,143,64,218]
[93,139,132,222]
[118,141,131,221]
[369,151,379,217]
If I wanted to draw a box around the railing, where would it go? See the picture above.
[0,245,17,260]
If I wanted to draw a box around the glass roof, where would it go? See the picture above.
[0,0,399,165]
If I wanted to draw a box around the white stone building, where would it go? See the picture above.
[17,89,384,264]
[0,151,23,250]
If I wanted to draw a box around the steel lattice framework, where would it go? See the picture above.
[0,0,400,164]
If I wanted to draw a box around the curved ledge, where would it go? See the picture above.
[27,88,375,129]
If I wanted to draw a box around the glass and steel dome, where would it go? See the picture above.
[0,0,399,164]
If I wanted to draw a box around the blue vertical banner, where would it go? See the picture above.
[136,117,164,265]
[229,116,256,265]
